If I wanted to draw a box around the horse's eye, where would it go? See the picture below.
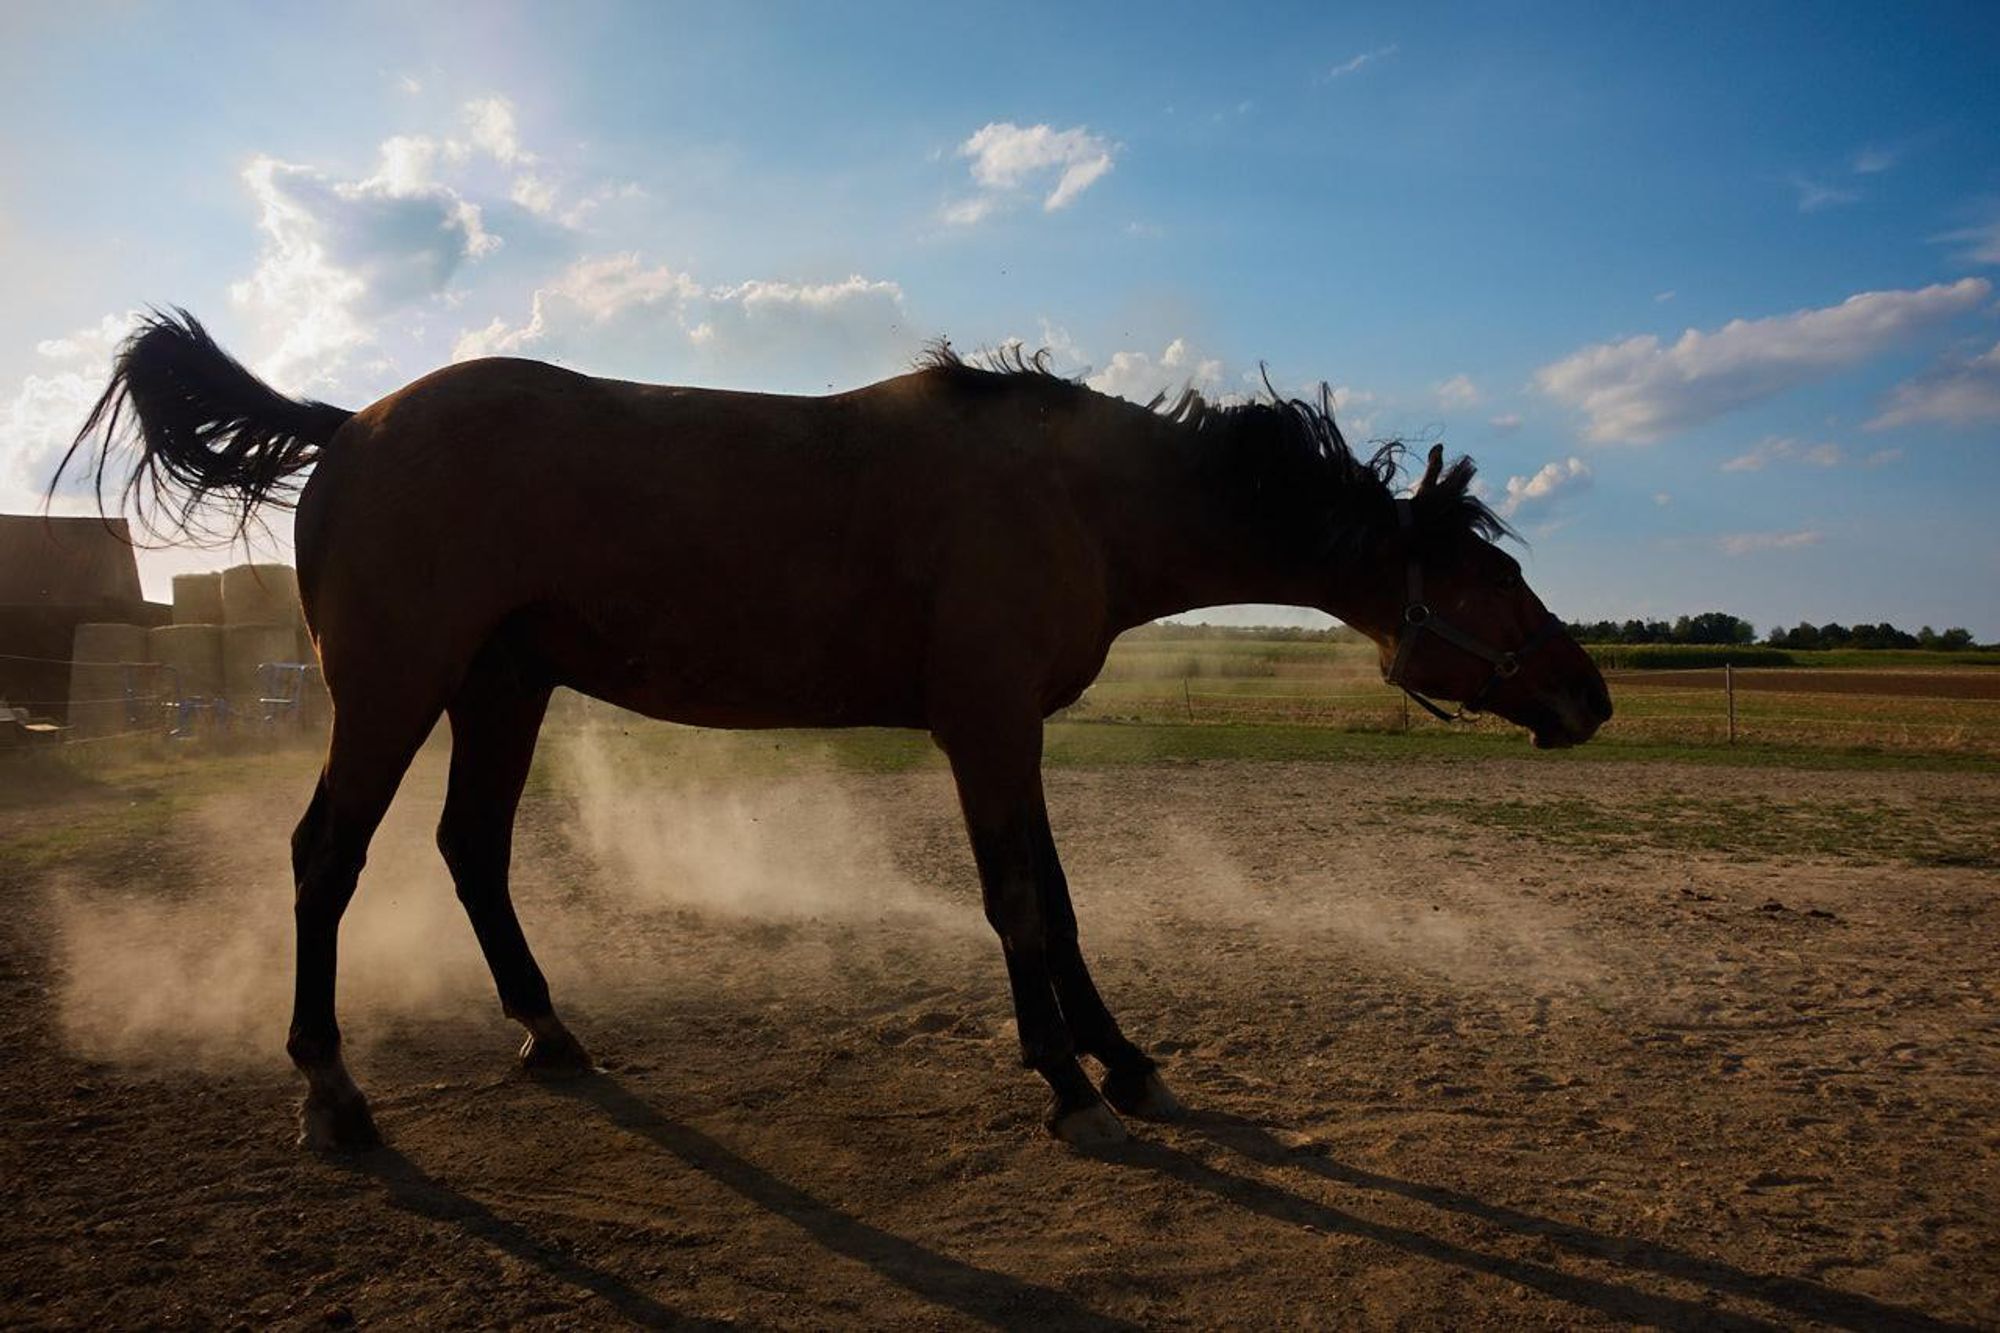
[1498,571,1520,591]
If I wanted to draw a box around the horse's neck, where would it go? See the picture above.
[1093,455,1348,634]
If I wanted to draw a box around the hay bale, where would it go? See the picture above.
[172,572,225,625]
[148,624,225,701]
[223,623,305,709]
[221,563,301,626]
[67,623,152,737]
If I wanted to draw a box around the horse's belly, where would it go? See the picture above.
[513,596,932,730]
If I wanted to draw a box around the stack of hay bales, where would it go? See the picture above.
[148,623,226,702]
[155,572,228,712]
[171,572,225,625]
[221,563,306,713]
[66,623,152,737]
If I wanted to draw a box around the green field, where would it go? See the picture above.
[1066,632,2000,763]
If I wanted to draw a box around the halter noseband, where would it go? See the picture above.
[1384,498,1561,723]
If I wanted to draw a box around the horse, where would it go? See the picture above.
[58,312,1611,1151]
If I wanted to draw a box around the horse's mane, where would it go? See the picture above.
[915,340,1511,558]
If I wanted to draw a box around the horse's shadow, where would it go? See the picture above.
[1097,1108,1970,1333]
[336,1143,731,1330]
[346,1073,1143,1331]
[344,1078,1970,1332]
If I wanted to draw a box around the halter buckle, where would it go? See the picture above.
[1403,603,1430,626]
[1495,652,1521,679]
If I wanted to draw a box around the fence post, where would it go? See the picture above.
[1725,661,1736,745]
[1183,676,1194,723]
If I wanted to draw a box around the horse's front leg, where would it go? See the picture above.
[1034,822,1183,1121]
[938,718,1126,1148]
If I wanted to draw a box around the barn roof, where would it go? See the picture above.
[0,514,143,606]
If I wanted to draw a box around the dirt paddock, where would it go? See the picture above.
[2,729,1996,1329]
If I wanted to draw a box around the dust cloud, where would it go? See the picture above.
[51,723,1603,1073]
[50,724,976,1070]
[1061,797,1606,993]
[553,725,970,934]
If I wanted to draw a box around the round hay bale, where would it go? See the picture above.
[171,572,225,625]
[68,623,153,737]
[223,623,306,709]
[221,563,301,626]
[147,624,225,701]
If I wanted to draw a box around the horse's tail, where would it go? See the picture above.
[51,308,354,543]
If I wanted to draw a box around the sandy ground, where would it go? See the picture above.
[2,737,1996,1329]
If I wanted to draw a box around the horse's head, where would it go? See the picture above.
[1347,444,1612,749]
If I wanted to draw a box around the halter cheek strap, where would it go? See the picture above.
[1385,498,1561,722]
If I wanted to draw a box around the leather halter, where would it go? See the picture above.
[1384,498,1561,722]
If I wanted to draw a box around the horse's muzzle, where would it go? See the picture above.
[1528,677,1613,749]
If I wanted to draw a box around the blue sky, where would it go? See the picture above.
[5,1,1998,636]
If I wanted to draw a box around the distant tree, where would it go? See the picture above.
[1673,611,1756,645]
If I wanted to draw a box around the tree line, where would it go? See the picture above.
[1564,612,1980,651]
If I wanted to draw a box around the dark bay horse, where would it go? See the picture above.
[60,313,1610,1151]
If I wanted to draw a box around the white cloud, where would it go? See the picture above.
[460,97,532,167]
[510,173,558,215]
[1718,530,1823,556]
[1867,341,2000,430]
[452,253,911,392]
[1533,278,1991,443]
[1654,290,1676,303]
[1789,174,1858,213]
[947,122,1116,223]
[1652,492,1672,506]
[1933,214,2000,266]
[1487,412,1524,432]
[1433,373,1479,410]
[1498,457,1591,520]
[371,135,442,194]
[1324,44,1398,79]
[1719,435,1845,472]
[2,313,137,509]
[231,153,500,391]
[1085,338,1224,403]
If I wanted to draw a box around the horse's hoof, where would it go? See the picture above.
[1049,1101,1128,1149]
[298,1089,382,1153]
[1102,1067,1184,1121]
[518,1027,598,1080]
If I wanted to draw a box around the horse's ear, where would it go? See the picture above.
[1415,443,1445,495]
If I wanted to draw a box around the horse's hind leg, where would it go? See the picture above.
[288,697,438,1151]
[437,650,592,1076]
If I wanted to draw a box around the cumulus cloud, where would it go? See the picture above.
[1086,338,1224,403]
[1719,436,1845,472]
[459,97,532,167]
[1533,278,1991,443]
[1498,457,1591,520]
[221,94,599,391]
[946,121,1116,223]
[1434,373,1479,410]
[230,153,499,390]
[1324,45,1398,79]
[1718,530,1823,556]
[452,253,911,392]
[1867,340,2000,430]
[2,313,136,509]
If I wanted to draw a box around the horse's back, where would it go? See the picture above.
[293,359,1101,726]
